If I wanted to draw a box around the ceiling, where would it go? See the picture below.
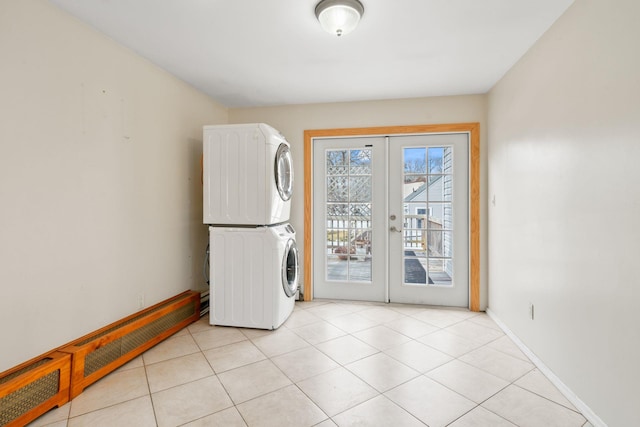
[49,0,574,108]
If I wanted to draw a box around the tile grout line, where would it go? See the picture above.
[141,348,161,427]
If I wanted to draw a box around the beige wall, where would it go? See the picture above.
[230,95,488,309]
[0,0,227,371]
[487,0,640,425]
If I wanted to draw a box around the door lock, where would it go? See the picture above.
[390,214,396,220]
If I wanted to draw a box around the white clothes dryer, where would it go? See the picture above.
[209,223,298,329]
[203,123,293,226]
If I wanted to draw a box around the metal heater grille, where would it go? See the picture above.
[84,303,195,377]
[0,369,60,426]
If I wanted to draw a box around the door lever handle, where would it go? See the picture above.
[390,226,402,233]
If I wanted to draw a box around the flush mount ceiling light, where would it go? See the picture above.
[315,0,364,37]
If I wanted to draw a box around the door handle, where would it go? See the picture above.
[390,226,402,233]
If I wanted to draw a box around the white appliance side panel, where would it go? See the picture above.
[210,228,274,329]
[203,127,268,224]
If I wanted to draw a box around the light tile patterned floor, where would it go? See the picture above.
[28,300,590,427]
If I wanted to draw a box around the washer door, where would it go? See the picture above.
[282,238,299,297]
[275,143,293,201]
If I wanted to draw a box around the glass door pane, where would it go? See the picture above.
[402,146,454,286]
[325,149,372,282]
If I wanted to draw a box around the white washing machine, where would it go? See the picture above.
[209,223,298,329]
[203,123,293,226]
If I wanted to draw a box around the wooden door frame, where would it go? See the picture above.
[303,123,481,311]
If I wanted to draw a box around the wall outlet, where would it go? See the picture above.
[528,303,535,320]
[138,293,145,310]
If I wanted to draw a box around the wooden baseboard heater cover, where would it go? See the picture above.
[0,352,71,427]
[61,290,200,399]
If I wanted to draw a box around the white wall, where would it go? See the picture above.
[0,0,227,371]
[230,95,488,308]
[487,0,640,425]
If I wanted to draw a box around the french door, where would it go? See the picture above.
[312,133,469,307]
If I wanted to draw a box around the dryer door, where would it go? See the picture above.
[282,238,299,297]
[275,143,293,201]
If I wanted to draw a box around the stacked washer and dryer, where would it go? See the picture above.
[203,123,299,329]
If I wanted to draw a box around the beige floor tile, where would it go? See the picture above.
[352,325,412,351]
[297,367,378,417]
[384,340,453,373]
[384,316,439,339]
[426,359,509,403]
[483,385,586,427]
[327,312,379,333]
[357,307,404,323]
[183,407,248,426]
[173,327,190,337]
[295,300,331,310]
[271,346,339,383]
[459,346,534,382]
[69,367,149,417]
[444,319,504,345]
[418,329,486,357]
[217,359,291,404]
[411,309,466,328]
[27,402,70,427]
[467,313,503,331]
[332,395,424,427]
[446,309,481,320]
[487,335,530,362]
[307,303,355,320]
[237,385,327,427]
[240,327,280,340]
[315,335,378,365]
[314,419,338,427]
[291,320,347,345]
[146,352,213,393]
[152,376,233,427]
[251,329,310,357]
[282,309,322,329]
[345,353,419,392]
[388,304,431,316]
[192,325,247,350]
[114,355,144,372]
[32,421,66,427]
[448,406,516,427]
[515,369,576,410]
[187,316,215,334]
[334,302,377,313]
[203,340,267,373]
[67,396,156,427]
[385,376,476,427]
[142,333,200,365]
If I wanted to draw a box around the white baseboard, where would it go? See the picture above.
[486,308,607,427]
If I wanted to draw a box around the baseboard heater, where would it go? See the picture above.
[61,290,200,399]
[0,352,71,427]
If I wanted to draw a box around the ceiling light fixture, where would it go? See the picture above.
[315,0,364,37]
